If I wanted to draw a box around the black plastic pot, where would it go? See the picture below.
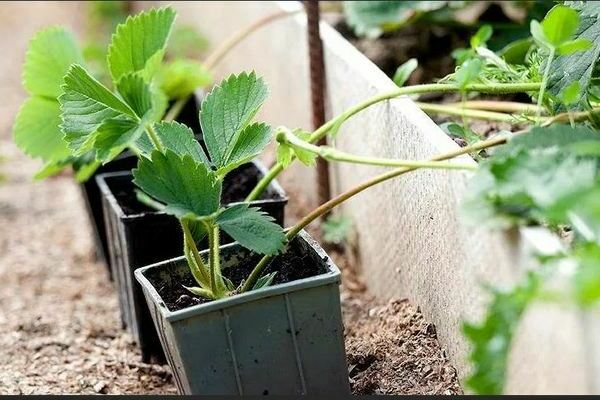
[96,161,288,363]
[135,230,349,395]
[79,92,203,273]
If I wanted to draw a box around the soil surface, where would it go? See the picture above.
[0,2,461,395]
[146,238,326,312]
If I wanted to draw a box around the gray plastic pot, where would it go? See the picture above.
[96,160,287,363]
[134,230,349,395]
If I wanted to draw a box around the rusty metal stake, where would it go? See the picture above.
[305,0,331,212]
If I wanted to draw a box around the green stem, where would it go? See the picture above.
[536,48,555,123]
[241,133,510,292]
[246,82,540,201]
[181,220,211,287]
[414,102,520,123]
[207,223,223,296]
[277,128,477,171]
[146,124,164,153]
[135,189,166,211]
[446,100,541,114]
[164,97,188,122]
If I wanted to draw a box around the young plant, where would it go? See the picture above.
[133,72,286,299]
[13,6,210,182]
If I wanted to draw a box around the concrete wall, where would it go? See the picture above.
[137,1,599,394]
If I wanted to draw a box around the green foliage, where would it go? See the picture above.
[463,272,540,394]
[133,150,221,218]
[107,7,176,82]
[548,11,600,110]
[132,73,284,300]
[392,58,418,87]
[199,72,271,172]
[13,27,84,174]
[276,128,317,167]
[216,204,286,255]
[463,124,600,228]
[572,242,600,306]
[343,1,462,38]
[322,214,353,245]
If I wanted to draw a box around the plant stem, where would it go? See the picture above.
[207,223,223,296]
[181,220,211,287]
[164,97,188,122]
[536,47,555,123]
[203,9,303,71]
[446,100,541,114]
[277,128,477,170]
[414,102,520,123]
[135,189,166,211]
[241,133,509,292]
[145,124,164,153]
[246,82,540,201]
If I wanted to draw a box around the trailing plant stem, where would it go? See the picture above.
[135,189,166,211]
[414,102,520,123]
[246,82,540,201]
[277,129,477,170]
[146,124,164,153]
[536,48,555,123]
[241,133,509,292]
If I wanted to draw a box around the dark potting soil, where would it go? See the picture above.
[145,238,328,312]
[109,163,279,216]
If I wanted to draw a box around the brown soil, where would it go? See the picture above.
[146,237,326,312]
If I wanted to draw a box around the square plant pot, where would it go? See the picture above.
[96,160,288,363]
[78,91,204,273]
[134,230,349,395]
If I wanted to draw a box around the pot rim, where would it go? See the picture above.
[95,159,289,221]
[134,230,341,323]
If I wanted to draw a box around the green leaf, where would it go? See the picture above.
[392,58,418,87]
[59,64,136,154]
[573,242,600,306]
[455,58,482,90]
[216,203,286,255]
[471,24,493,49]
[548,14,600,109]
[530,20,548,47]
[200,72,268,168]
[140,121,210,165]
[556,37,593,55]
[157,59,212,100]
[542,5,580,47]
[23,26,84,98]
[559,81,581,105]
[133,150,221,218]
[253,271,277,290]
[107,7,176,82]
[13,97,71,163]
[93,118,144,162]
[343,1,452,38]
[463,272,540,394]
[219,122,272,175]
[115,73,153,117]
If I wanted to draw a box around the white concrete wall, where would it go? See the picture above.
[137,1,599,394]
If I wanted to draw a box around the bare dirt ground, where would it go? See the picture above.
[0,2,461,395]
